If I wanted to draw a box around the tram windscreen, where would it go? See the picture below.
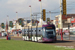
[45,29,55,38]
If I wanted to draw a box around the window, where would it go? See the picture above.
[45,29,55,36]
[31,30,33,32]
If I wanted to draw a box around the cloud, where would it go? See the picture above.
[5,0,60,13]
[0,0,75,23]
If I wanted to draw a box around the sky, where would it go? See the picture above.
[0,0,75,23]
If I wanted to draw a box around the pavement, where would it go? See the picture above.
[57,35,75,41]
[0,37,6,39]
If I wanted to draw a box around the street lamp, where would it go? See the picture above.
[16,12,19,36]
[29,5,32,26]
[6,15,9,40]
[49,11,51,20]
[60,0,63,41]
[39,0,43,26]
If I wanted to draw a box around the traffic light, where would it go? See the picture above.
[1,23,5,29]
[9,21,13,28]
[63,0,66,15]
[42,9,46,21]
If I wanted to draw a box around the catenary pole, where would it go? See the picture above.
[60,0,63,41]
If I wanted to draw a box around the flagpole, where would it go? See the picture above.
[39,0,42,26]
[60,0,63,41]
[16,12,18,29]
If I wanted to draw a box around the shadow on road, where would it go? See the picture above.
[42,40,73,43]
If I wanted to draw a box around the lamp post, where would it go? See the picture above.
[49,11,51,20]
[6,15,9,40]
[29,5,32,26]
[39,0,42,26]
[16,12,18,29]
[60,0,63,41]
[40,0,42,19]
[16,12,19,36]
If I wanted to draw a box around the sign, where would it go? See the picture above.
[62,0,66,15]
[71,19,75,23]
[47,18,50,22]
[9,21,13,28]
[18,18,24,27]
[1,23,5,29]
[42,9,46,21]
[58,24,60,28]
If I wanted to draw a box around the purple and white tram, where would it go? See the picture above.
[22,24,56,42]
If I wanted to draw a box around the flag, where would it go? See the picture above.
[16,12,18,13]
[39,0,41,2]
[29,5,31,7]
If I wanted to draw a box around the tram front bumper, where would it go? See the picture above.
[42,38,55,42]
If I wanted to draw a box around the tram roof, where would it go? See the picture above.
[42,24,55,27]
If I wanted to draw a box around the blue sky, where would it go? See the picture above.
[0,0,75,23]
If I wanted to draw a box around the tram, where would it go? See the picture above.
[22,23,56,42]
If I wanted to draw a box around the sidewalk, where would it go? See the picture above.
[0,37,6,39]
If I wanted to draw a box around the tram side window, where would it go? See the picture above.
[32,30,33,32]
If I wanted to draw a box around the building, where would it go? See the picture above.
[54,14,75,28]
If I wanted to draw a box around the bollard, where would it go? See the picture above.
[6,35,8,40]
[0,33,1,37]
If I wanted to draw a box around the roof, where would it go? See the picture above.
[62,14,75,20]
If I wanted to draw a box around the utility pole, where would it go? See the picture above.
[29,5,32,26]
[39,0,42,26]
[16,12,18,30]
[60,0,63,41]
[49,11,51,20]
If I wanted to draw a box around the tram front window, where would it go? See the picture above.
[45,29,55,39]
